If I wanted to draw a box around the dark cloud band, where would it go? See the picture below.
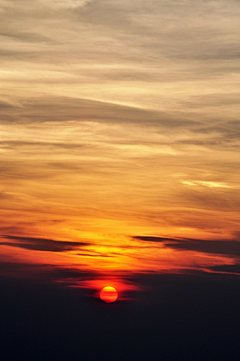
[1,235,89,252]
[134,235,240,257]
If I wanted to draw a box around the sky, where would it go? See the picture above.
[0,1,240,358]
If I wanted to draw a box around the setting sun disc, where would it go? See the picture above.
[100,286,118,303]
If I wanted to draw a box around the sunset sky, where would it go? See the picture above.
[1,0,240,300]
[1,1,240,360]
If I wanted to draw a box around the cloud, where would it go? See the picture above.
[0,191,11,199]
[0,0,239,276]
[1,235,89,252]
[0,30,55,44]
[181,180,233,189]
[133,236,170,243]
[208,264,240,274]
[0,95,195,128]
[0,260,97,288]
[38,0,92,10]
[1,0,239,132]
[180,187,240,213]
[134,236,240,257]
[77,253,114,258]
[0,100,16,109]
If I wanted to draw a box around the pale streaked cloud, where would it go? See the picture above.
[38,0,92,10]
[1,0,239,116]
[181,180,233,189]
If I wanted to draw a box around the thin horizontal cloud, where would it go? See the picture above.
[0,30,55,44]
[39,0,92,10]
[180,188,240,213]
[77,253,114,258]
[208,264,240,274]
[1,235,89,253]
[0,100,16,109]
[0,140,87,150]
[181,180,233,189]
[0,261,97,284]
[0,192,11,199]
[133,236,170,243]
[0,95,195,127]
[134,236,240,257]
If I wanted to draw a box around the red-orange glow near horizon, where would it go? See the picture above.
[100,286,118,303]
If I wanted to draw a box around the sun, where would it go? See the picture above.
[100,286,118,303]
